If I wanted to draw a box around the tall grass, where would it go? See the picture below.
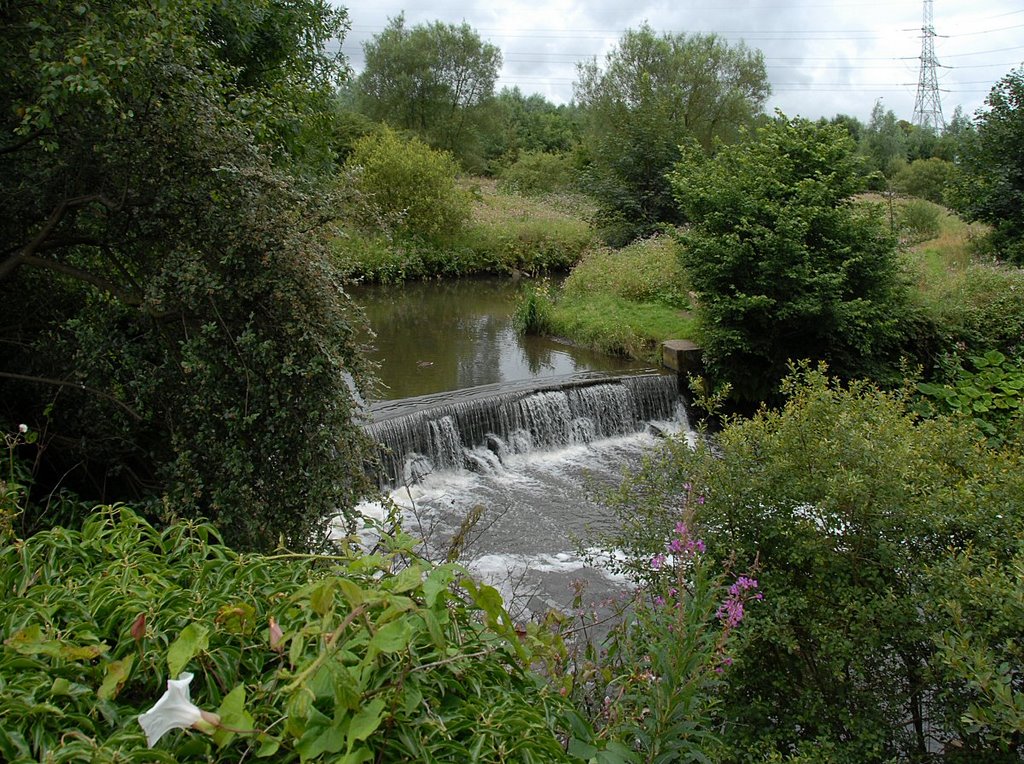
[334,178,597,283]
[516,235,698,361]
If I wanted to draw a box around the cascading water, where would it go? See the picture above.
[354,373,693,619]
[365,373,682,487]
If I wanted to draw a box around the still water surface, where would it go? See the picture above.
[353,277,649,401]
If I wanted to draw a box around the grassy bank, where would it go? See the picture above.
[517,235,699,362]
[333,179,597,283]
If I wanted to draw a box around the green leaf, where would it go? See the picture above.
[309,579,336,616]
[423,565,455,607]
[369,619,411,655]
[213,684,254,748]
[338,578,365,607]
[97,655,134,700]
[255,736,280,758]
[390,564,424,593]
[167,622,210,677]
[347,698,386,746]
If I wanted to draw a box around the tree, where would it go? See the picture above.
[0,0,376,549]
[670,116,909,403]
[345,126,471,243]
[574,25,769,245]
[482,87,580,169]
[356,15,501,167]
[947,67,1024,263]
[859,100,909,186]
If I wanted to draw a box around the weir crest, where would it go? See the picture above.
[364,374,685,487]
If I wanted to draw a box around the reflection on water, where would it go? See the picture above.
[353,277,649,400]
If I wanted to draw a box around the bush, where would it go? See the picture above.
[606,366,1024,760]
[0,507,579,762]
[345,127,471,244]
[562,235,690,309]
[497,151,575,195]
[670,117,910,403]
[899,198,943,242]
[893,157,955,204]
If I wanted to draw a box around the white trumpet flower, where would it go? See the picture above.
[138,672,220,747]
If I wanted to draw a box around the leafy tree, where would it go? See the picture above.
[947,67,1024,264]
[355,14,502,168]
[859,101,909,186]
[345,126,471,243]
[482,87,580,169]
[497,151,575,196]
[0,0,376,549]
[893,157,955,203]
[574,24,769,245]
[670,116,909,402]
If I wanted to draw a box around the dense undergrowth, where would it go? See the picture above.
[334,179,596,284]
[514,235,698,362]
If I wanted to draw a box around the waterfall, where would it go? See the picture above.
[364,374,684,487]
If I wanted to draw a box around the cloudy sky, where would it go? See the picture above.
[337,0,1023,126]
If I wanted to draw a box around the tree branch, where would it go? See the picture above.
[20,255,143,305]
[0,194,121,281]
[0,371,143,421]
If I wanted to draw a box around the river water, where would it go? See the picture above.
[353,277,648,400]
[349,277,690,618]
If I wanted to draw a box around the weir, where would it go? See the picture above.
[364,373,684,487]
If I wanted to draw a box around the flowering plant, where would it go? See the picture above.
[574,487,761,763]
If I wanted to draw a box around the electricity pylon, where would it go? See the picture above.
[912,0,945,131]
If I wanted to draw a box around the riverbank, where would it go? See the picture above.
[332,178,597,283]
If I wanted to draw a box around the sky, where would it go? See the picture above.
[336,0,1024,127]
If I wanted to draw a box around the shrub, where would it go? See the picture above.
[606,366,1024,760]
[345,127,471,244]
[899,198,943,242]
[670,116,910,403]
[892,157,955,204]
[562,234,690,309]
[497,151,575,195]
[918,349,1024,443]
[0,507,578,762]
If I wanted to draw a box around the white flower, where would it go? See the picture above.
[137,672,219,747]
[18,424,28,433]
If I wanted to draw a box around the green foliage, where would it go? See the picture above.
[0,0,375,549]
[899,198,944,243]
[562,235,691,309]
[923,263,1024,360]
[335,180,595,283]
[948,67,1024,263]
[498,151,575,196]
[671,116,910,402]
[574,513,761,764]
[345,127,471,245]
[934,546,1024,755]
[484,87,580,168]
[0,507,578,762]
[918,350,1024,442]
[513,283,555,335]
[859,102,910,185]
[355,14,502,167]
[575,24,769,245]
[893,157,955,204]
[609,366,1024,760]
